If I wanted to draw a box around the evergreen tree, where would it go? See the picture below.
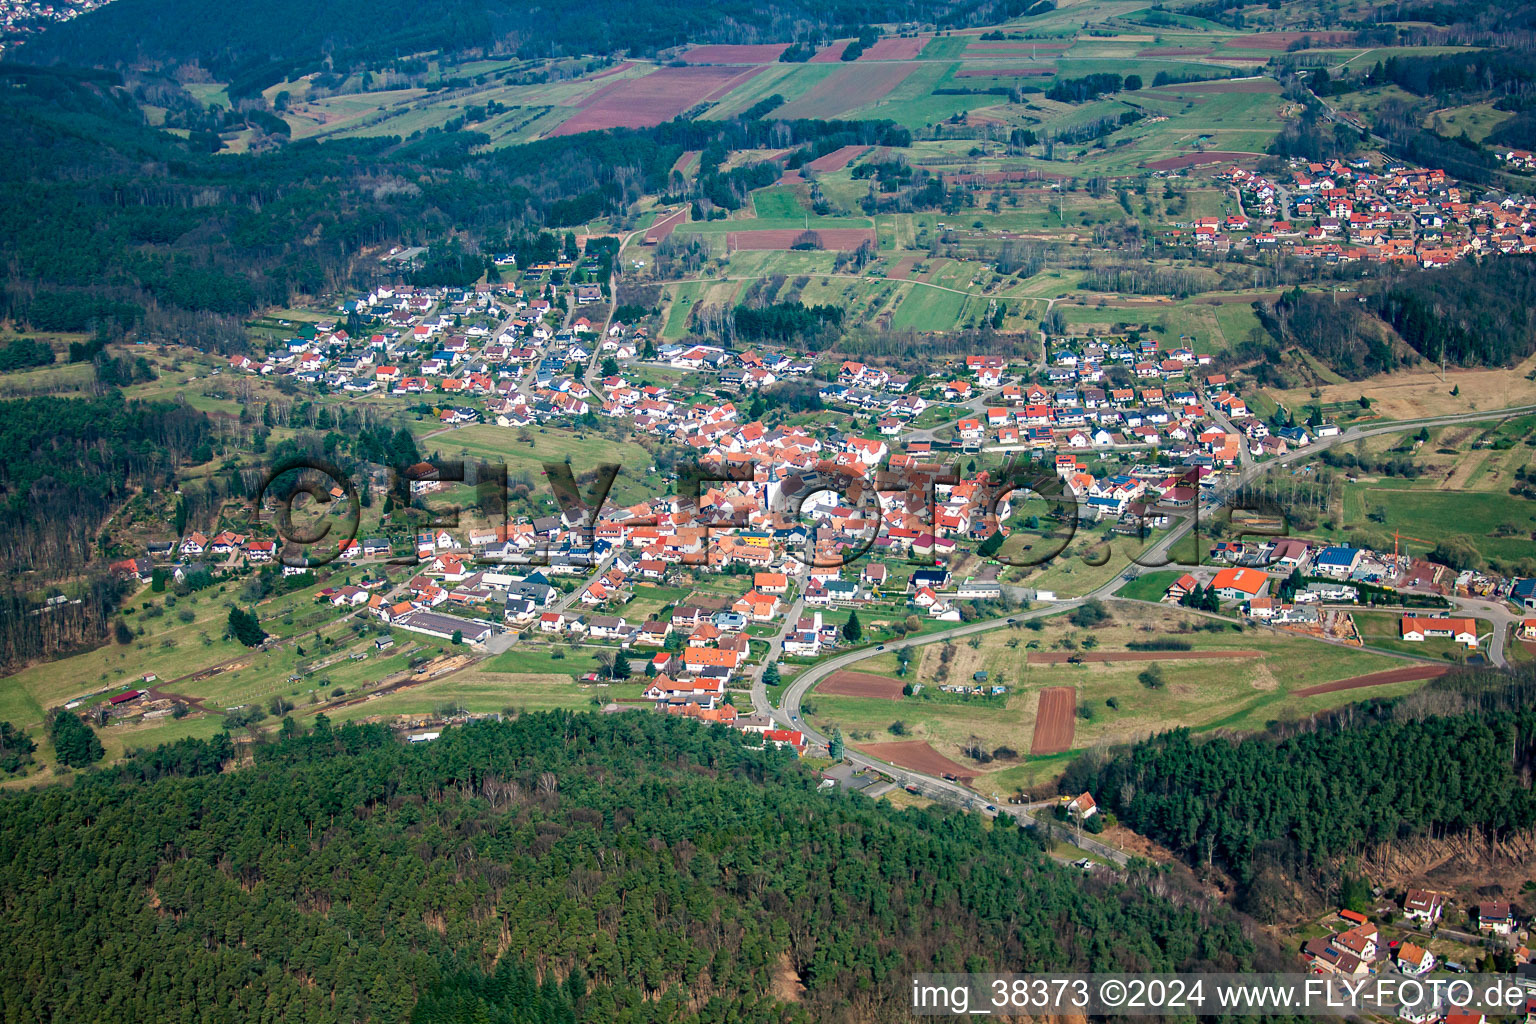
[0,721,37,774]
[842,611,862,643]
[47,710,103,768]
[388,428,420,467]
[226,607,267,647]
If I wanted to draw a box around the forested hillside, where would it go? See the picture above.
[0,390,211,667]
[0,65,905,349]
[1255,257,1536,379]
[1370,257,1536,367]
[18,0,1016,96]
[0,713,1270,1023]
[1065,670,1536,920]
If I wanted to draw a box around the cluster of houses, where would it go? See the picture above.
[1162,538,1536,631]
[1306,893,1524,985]
[1214,157,1536,267]
[0,0,109,56]
[222,274,639,417]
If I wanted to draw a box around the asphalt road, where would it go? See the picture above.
[760,402,1536,862]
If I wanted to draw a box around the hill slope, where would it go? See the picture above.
[0,713,1264,1022]
[18,0,1008,96]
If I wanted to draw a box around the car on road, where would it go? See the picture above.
[876,644,885,650]
[985,805,997,814]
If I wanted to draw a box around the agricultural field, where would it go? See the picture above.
[0,561,445,772]
[806,601,1413,797]
[1338,483,1536,569]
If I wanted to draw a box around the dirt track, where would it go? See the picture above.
[1030,686,1076,755]
[857,740,976,781]
[1027,649,1263,665]
[1292,664,1451,697]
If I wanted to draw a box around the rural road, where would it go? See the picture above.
[759,402,1536,863]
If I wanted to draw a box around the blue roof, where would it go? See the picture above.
[1316,546,1359,566]
[1513,578,1536,599]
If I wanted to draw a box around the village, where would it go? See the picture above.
[85,232,1535,759]
[1204,157,1536,267]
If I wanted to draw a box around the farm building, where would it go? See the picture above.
[392,610,494,644]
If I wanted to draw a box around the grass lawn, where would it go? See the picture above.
[620,584,694,621]
[889,284,969,332]
[0,360,95,396]
[323,671,647,722]
[0,567,415,776]
[1351,608,1481,661]
[753,187,806,219]
[1116,570,1183,603]
[1340,484,1536,567]
[482,644,611,678]
[409,423,657,508]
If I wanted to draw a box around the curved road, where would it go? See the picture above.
[760,402,1536,864]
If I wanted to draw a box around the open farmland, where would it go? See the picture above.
[806,144,871,172]
[954,67,1055,78]
[725,228,877,251]
[1144,151,1263,170]
[807,603,1417,794]
[1291,664,1453,697]
[775,63,917,120]
[856,739,977,781]
[552,64,765,135]
[1030,686,1076,754]
[1228,31,1356,50]
[858,35,933,61]
[679,44,787,63]
[821,670,906,699]
[1263,351,1536,421]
